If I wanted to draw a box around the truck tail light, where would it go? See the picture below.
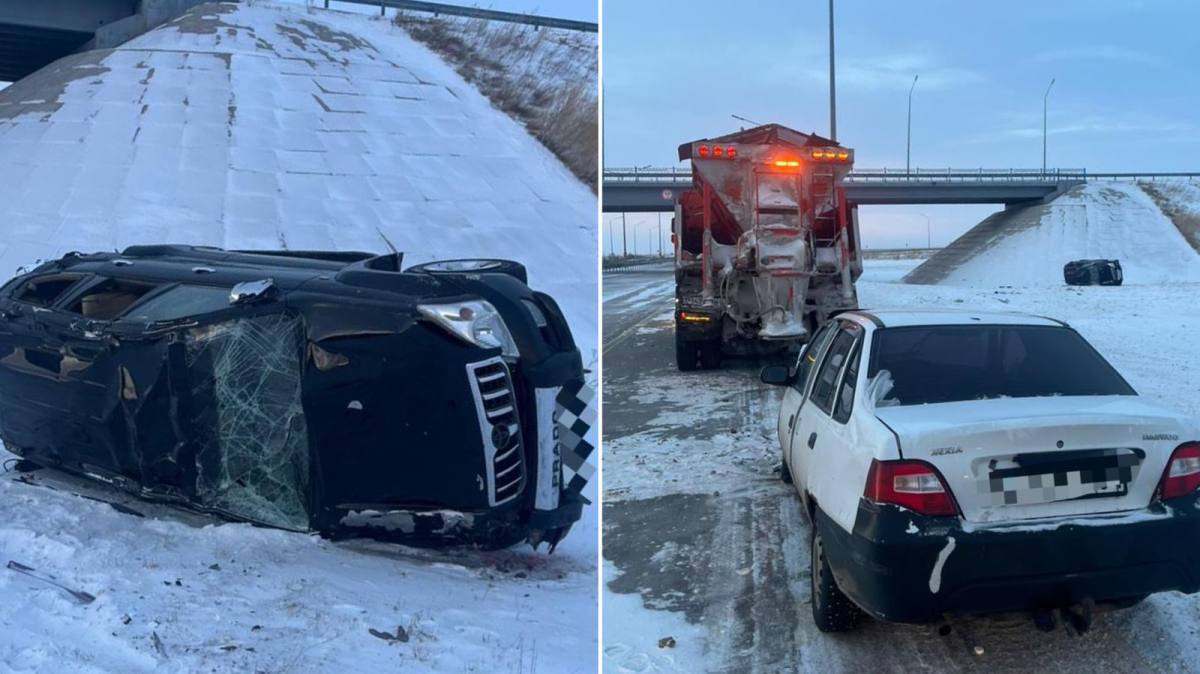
[1158,442,1200,500]
[864,459,959,517]
[810,148,852,162]
[713,145,724,157]
[727,146,737,158]
[698,144,710,158]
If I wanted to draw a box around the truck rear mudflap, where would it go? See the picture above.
[817,496,1200,624]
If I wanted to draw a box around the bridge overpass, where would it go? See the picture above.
[603,168,1097,213]
[0,0,206,82]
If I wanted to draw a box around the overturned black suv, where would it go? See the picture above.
[0,246,594,550]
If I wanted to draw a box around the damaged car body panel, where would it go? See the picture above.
[0,245,593,550]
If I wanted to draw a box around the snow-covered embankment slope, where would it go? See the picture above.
[905,182,1200,286]
[0,1,596,357]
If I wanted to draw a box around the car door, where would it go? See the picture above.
[777,324,836,457]
[0,273,94,455]
[794,321,862,522]
[784,322,839,491]
[803,323,866,531]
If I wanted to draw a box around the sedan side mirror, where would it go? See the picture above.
[760,365,791,386]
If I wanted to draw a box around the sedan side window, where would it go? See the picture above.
[793,323,837,394]
[810,325,858,415]
[833,340,862,424]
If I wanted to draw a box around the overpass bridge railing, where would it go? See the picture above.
[604,168,1200,185]
[603,168,1090,184]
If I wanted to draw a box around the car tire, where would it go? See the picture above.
[698,339,722,369]
[407,259,528,284]
[780,455,793,484]
[675,333,698,371]
[811,528,864,632]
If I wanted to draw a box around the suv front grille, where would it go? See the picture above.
[467,358,525,506]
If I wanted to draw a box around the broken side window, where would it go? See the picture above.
[121,285,232,323]
[14,273,86,307]
[184,312,310,530]
[67,278,160,320]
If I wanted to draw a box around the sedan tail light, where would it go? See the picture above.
[1158,442,1200,501]
[864,459,959,517]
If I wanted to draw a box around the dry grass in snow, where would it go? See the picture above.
[393,12,598,189]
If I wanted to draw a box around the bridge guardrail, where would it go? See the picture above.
[328,0,597,32]
[604,168,1091,183]
[604,168,1200,184]
[603,257,671,273]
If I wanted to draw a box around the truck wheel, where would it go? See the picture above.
[675,333,699,371]
[698,339,722,369]
[811,529,864,632]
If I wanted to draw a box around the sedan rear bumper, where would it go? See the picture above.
[817,494,1200,624]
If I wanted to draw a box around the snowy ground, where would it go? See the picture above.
[0,3,597,672]
[0,460,597,673]
[602,260,1200,673]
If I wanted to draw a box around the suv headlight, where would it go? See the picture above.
[417,300,518,357]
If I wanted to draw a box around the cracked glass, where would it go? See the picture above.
[186,312,310,529]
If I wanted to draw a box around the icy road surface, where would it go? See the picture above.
[602,260,1200,673]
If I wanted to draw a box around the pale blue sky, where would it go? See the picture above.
[602,0,1200,251]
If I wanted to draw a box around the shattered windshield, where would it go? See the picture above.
[186,312,310,530]
[867,324,1135,406]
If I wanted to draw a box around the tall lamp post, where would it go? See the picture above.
[828,0,837,141]
[1043,77,1055,175]
[906,75,918,176]
[918,212,931,249]
[657,212,663,257]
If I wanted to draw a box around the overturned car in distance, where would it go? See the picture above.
[0,246,594,550]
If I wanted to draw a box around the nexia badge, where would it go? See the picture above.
[1143,433,1179,441]
[930,446,962,456]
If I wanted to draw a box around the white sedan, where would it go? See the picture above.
[761,309,1200,632]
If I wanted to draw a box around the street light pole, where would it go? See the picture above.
[1043,77,1055,175]
[622,212,628,257]
[828,0,837,141]
[657,212,663,257]
[906,75,918,176]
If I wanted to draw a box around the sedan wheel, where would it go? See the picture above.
[810,529,864,632]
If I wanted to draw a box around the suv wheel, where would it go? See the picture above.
[811,529,864,632]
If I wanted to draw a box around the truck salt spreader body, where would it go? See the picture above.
[673,124,863,370]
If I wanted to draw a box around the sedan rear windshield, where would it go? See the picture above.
[867,324,1135,406]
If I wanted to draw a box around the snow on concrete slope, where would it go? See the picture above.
[1140,180,1200,254]
[0,3,597,672]
[913,182,1200,287]
[0,1,596,362]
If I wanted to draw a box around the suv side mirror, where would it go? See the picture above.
[760,365,791,386]
[229,278,278,305]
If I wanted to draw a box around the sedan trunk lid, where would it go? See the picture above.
[875,396,1189,524]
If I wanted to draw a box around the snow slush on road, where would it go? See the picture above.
[0,245,595,550]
